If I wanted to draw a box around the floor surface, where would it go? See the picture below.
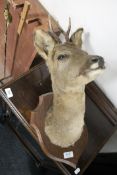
[0,120,117,175]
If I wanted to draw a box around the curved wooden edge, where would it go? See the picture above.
[86,82,117,126]
[31,124,77,169]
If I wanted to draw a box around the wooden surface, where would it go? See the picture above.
[0,0,59,82]
[86,83,117,126]
[2,63,51,122]
[0,0,5,79]
[1,63,117,174]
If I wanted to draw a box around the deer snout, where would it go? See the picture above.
[91,56,105,69]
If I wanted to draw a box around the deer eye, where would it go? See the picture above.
[57,54,68,61]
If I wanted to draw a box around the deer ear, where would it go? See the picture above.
[70,28,84,48]
[33,29,56,60]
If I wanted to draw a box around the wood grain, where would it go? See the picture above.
[0,0,59,82]
[0,0,5,79]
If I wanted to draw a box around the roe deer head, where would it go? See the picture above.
[33,19,105,147]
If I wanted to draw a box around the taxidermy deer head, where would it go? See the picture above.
[33,18,105,148]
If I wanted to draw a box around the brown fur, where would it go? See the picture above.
[34,26,105,147]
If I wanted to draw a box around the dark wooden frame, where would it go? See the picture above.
[86,83,117,126]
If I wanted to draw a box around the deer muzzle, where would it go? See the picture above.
[91,56,105,70]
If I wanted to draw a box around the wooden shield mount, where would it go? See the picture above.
[30,93,88,168]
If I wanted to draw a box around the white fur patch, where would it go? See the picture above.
[90,63,99,69]
[88,69,104,80]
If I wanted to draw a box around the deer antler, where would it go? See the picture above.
[57,17,71,42]
[48,15,61,43]
[48,16,71,43]
[66,17,71,39]
[62,17,71,42]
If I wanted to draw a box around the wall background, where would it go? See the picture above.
[40,0,117,107]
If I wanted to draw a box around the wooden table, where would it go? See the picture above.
[0,63,117,175]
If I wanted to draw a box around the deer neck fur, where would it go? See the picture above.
[52,82,85,122]
[45,78,85,148]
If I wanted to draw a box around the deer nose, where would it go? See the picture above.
[92,56,103,62]
[92,56,105,68]
[92,57,99,63]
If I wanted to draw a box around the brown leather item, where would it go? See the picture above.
[30,92,88,168]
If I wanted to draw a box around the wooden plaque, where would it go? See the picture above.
[30,93,88,168]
